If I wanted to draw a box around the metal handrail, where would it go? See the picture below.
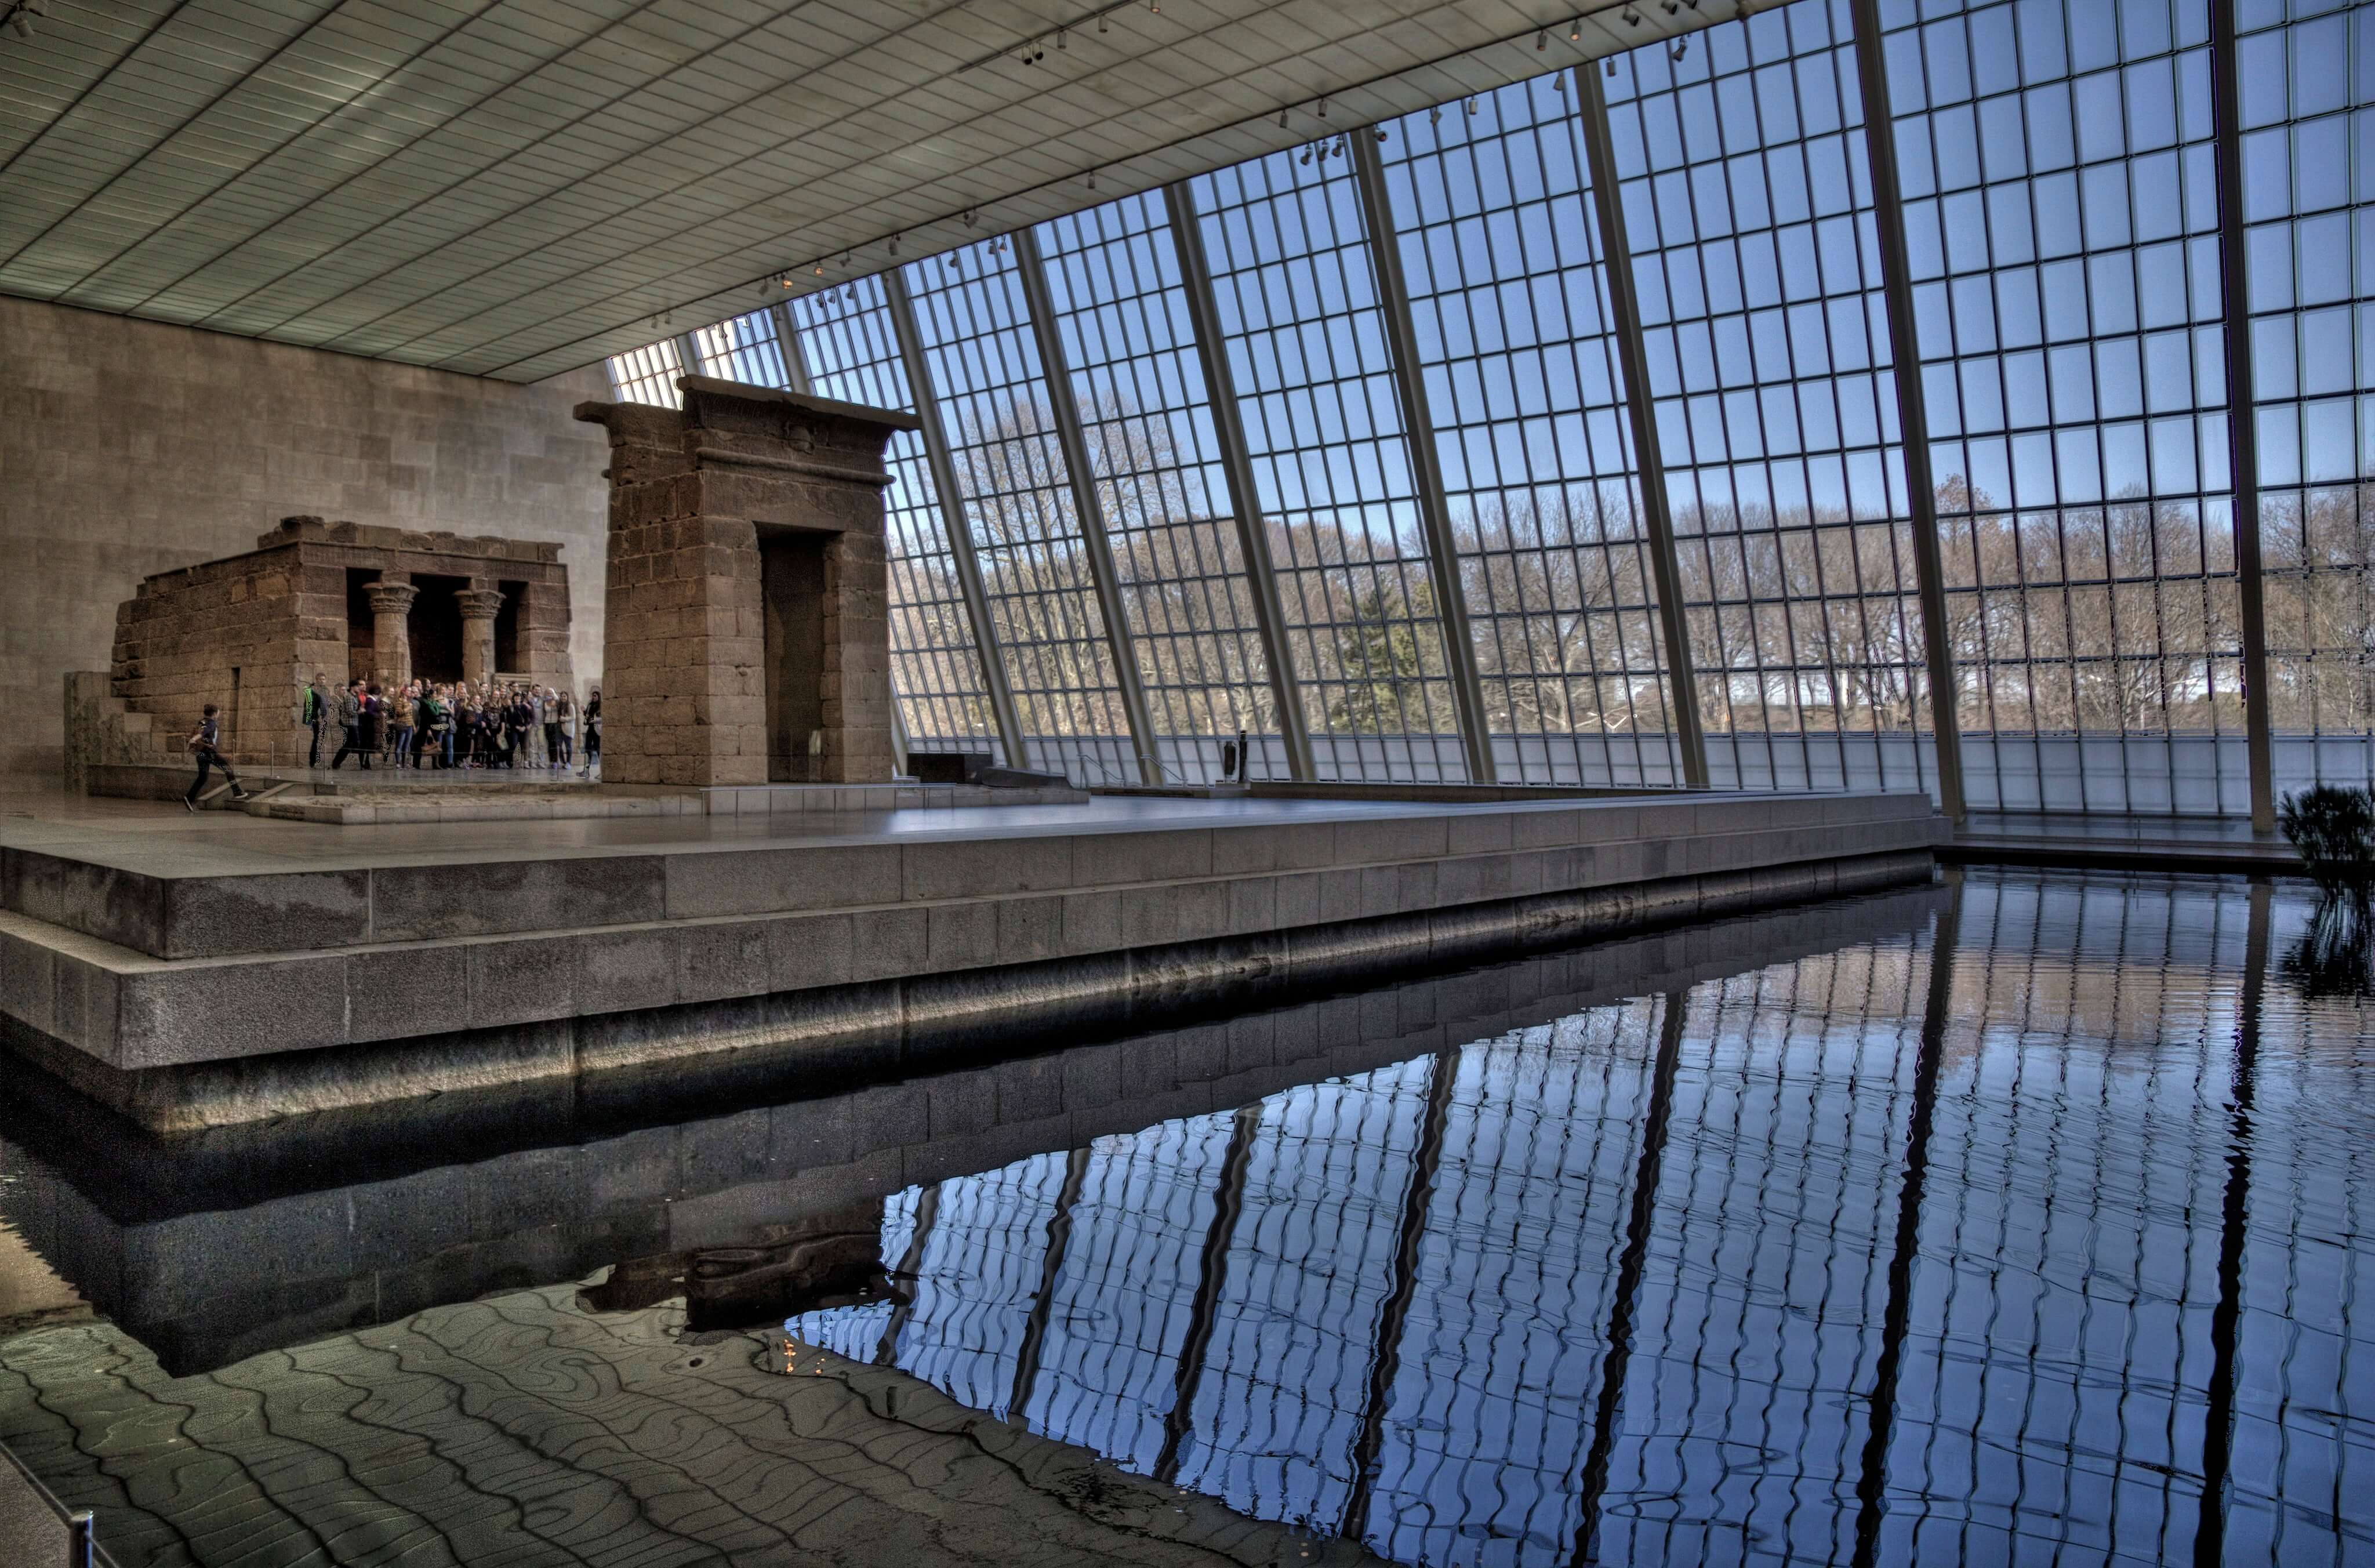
[0,1438,118,1567]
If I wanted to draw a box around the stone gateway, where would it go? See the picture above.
[575,376,914,789]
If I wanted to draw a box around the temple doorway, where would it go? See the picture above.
[758,528,827,782]
[408,575,466,684]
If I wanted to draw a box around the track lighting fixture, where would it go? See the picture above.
[1570,18,1581,41]
[1465,96,1478,115]
[964,209,977,227]
[889,235,899,256]
[1429,104,1440,124]
[1604,56,1617,77]
[1672,35,1687,59]
[1536,28,1547,50]
[813,262,823,275]
[1622,5,1640,23]
[946,255,960,271]
[1374,127,1388,142]
[1663,0,1679,12]
[1553,70,1566,92]
[2,1,42,41]
[1299,144,1314,165]
[1098,12,1107,30]
[1056,26,1066,49]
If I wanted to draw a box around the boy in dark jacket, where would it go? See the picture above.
[184,705,252,810]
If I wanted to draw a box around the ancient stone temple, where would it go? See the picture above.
[94,517,571,768]
[575,376,911,787]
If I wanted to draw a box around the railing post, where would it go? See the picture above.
[884,267,1030,769]
[1014,227,1163,785]
[1348,125,1499,784]
[1163,180,1317,782]
[2209,0,2278,832]
[1573,66,1711,790]
[1846,0,1970,823]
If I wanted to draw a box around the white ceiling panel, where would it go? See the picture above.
[0,0,1723,380]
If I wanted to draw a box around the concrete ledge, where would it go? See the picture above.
[0,809,1945,1073]
[3,848,1937,1136]
[0,876,1944,1374]
[2,790,1932,961]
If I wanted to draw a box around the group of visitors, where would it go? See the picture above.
[299,674,601,774]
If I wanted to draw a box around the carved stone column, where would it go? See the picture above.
[364,580,418,688]
[457,586,503,685]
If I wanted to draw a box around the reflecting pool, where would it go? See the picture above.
[1,870,2369,1566]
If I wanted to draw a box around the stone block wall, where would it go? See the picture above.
[104,518,574,768]
[578,379,914,787]
[0,296,609,782]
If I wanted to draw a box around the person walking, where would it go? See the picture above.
[328,680,366,770]
[299,672,329,768]
[582,688,601,776]
[183,705,252,811]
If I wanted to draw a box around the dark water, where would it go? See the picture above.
[2,870,2370,1566]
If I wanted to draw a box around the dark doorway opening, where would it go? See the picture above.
[760,529,827,782]
[344,568,382,684]
[494,581,525,676]
[409,574,467,684]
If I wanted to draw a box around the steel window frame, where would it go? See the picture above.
[1162,179,1317,782]
[1349,125,1500,785]
[1844,0,1969,824]
[1013,225,1163,785]
[884,266,1031,769]
[2209,0,2278,833]
[1573,63,1711,792]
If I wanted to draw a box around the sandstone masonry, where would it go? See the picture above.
[98,517,572,769]
[576,377,914,788]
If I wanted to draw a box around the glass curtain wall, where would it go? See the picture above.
[2245,0,2375,793]
[692,307,789,386]
[905,240,1139,783]
[605,338,685,406]
[1375,83,1685,787]
[1185,149,1472,782]
[1605,4,1938,796]
[1036,193,1289,780]
[791,277,1005,753]
[608,0,2375,810]
[1884,0,2250,814]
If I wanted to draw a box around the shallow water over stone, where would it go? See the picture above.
[2,870,2370,1566]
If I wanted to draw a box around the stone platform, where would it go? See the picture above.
[83,762,1087,822]
[0,878,1944,1376]
[0,791,1947,1133]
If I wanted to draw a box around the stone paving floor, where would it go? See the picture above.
[0,1267,1375,1568]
